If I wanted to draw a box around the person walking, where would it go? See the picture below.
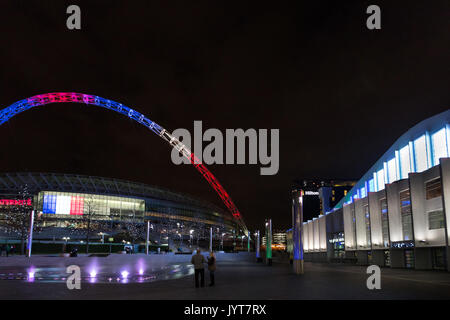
[207,251,216,286]
[191,249,206,288]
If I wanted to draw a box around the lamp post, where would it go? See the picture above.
[26,210,35,257]
[255,230,261,262]
[62,237,70,254]
[146,221,150,255]
[189,229,194,248]
[293,190,304,274]
[209,227,213,252]
[265,219,272,265]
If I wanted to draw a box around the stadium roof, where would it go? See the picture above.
[0,172,227,215]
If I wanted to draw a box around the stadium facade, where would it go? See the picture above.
[0,172,238,246]
[291,110,450,271]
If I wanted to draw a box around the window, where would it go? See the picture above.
[425,178,442,200]
[364,205,371,246]
[432,128,448,166]
[380,198,389,247]
[369,179,375,192]
[377,169,385,191]
[360,186,367,198]
[414,135,428,172]
[387,158,397,183]
[399,145,411,179]
[43,194,57,214]
[428,210,445,230]
[399,189,413,241]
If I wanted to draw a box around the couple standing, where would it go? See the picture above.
[190,249,216,288]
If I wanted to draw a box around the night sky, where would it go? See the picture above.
[0,1,449,231]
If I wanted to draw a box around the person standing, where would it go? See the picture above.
[207,251,216,286]
[191,249,206,288]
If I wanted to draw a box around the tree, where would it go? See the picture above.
[0,185,34,255]
[81,195,98,254]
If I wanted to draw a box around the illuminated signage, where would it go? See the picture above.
[0,199,32,206]
[43,195,84,215]
[304,191,319,196]
[328,237,344,243]
[391,241,414,249]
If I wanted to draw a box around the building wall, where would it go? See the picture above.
[410,165,446,247]
[368,190,385,249]
[313,218,319,251]
[386,179,410,242]
[343,203,356,250]
[441,158,450,246]
[355,197,370,250]
[318,215,327,252]
[303,222,309,252]
[308,221,314,252]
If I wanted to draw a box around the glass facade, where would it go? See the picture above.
[399,145,411,179]
[414,135,428,172]
[428,210,445,230]
[38,191,145,220]
[387,158,397,183]
[380,198,389,247]
[399,189,413,241]
[432,128,448,165]
[376,169,385,191]
[425,178,442,200]
[364,205,371,247]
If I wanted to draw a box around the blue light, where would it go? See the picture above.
[43,195,56,214]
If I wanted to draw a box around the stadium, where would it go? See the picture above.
[0,172,240,253]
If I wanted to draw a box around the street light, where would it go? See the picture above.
[62,237,70,254]
[189,230,194,248]
[221,233,225,251]
[98,232,106,243]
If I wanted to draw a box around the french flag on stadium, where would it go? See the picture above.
[43,195,84,215]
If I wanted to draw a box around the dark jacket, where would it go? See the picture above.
[207,256,216,271]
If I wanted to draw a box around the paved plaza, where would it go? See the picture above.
[0,253,450,299]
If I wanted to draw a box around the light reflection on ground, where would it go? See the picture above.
[0,263,194,284]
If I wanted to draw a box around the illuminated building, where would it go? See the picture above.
[292,110,450,270]
[0,172,238,243]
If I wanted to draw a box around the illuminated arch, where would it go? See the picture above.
[0,92,247,232]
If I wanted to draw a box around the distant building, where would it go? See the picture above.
[292,179,355,220]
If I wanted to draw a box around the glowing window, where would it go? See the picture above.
[368,179,375,192]
[360,186,367,198]
[70,196,84,215]
[43,195,56,214]
[376,169,385,191]
[432,128,448,166]
[387,158,397,183]
[399,145,411,179]
[414,135,428,172]
[56,195,71,215]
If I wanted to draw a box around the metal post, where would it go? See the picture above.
[266,219,272,265]
[209,227,213,252]
[146,221,150,255]
[256,230,262,262]
[293,190,304,274]
[27,210,34,258]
